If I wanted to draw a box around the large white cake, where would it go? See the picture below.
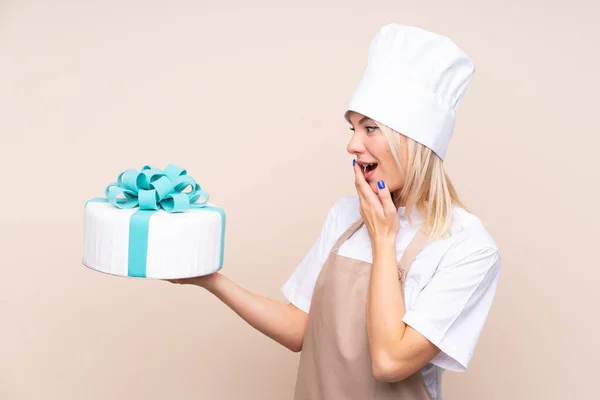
[82,164,225,279]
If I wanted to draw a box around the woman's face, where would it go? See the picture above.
[346,111,407,193]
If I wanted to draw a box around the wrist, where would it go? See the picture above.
[198,271,221,292]
[372,236,396,262]
[373,234,396,250]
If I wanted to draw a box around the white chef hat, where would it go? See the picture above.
[344,23,476,161]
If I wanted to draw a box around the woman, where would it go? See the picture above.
[169,23,501,400]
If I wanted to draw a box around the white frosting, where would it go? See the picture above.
[83,201,224,279]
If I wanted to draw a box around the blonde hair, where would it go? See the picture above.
[375,120,469,242]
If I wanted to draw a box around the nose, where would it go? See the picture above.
[346,131,365,156]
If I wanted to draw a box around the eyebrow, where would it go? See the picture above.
[349,116,371,127]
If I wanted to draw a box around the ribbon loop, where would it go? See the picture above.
[152,176,174,200]
[119,169,140,192]
[162,193,190,213]
[107,186,139,209]
[189,189,209,206]
[164,164,186,181]
[138,189,159,210]
[172,175,195,194]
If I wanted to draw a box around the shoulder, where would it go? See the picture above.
[320,195,362,239]
[327,195,361,223]
[449,206,499,249]
[440,206,502,270]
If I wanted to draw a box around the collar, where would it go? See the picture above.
[398,206,424,227]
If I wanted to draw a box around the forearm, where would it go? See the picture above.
[203,273,307,352]
[367,237,407,361]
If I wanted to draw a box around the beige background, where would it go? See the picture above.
[1,1,598,399]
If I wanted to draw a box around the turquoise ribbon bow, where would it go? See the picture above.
[86,164,225,278]
[105,164,209,212]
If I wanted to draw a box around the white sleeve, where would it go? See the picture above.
[403,244,501,372]
[280,198,344,314]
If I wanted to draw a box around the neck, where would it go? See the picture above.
[392,192,405,209]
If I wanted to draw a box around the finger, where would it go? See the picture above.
[376,179,396,217]
[353,160,371,199]
[355,188,367,218]
[353,164,371,219]
[353,159,383,211]
[353,160,367,204]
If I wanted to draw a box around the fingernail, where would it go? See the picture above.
[353,159,356,166]
[378,180,385,189]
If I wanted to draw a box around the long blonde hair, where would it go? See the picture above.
[375,120,469,242]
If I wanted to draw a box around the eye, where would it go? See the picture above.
[348,126,378,133]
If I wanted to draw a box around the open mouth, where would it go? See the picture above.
[361,163,378,179]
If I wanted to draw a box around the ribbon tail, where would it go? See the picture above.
[128,209,155,277]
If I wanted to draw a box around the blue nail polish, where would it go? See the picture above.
[378,180,385,189]
[353,159,356,166]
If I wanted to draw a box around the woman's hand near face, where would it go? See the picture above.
[353,159,400,246]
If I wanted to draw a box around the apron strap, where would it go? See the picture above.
[331,218,365,254]
[398,227,432,284]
